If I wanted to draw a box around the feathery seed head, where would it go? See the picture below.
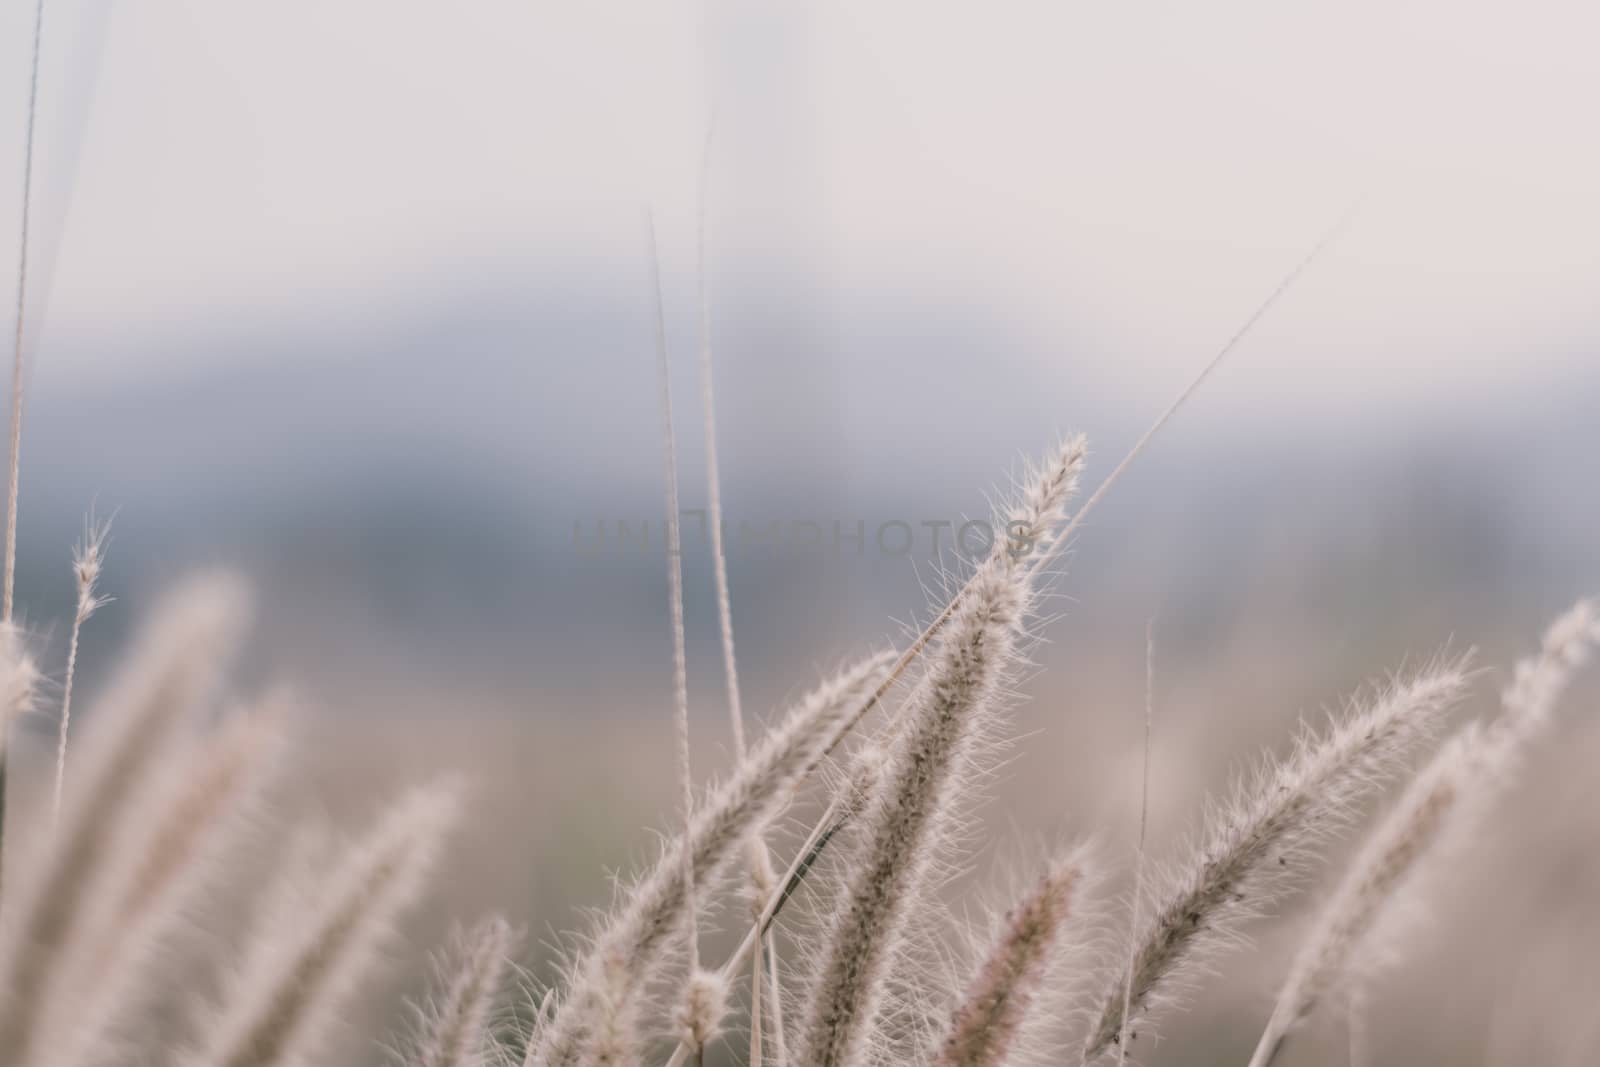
[0,574,252,1065]
[1249,731,1474,1067]
[675,968,729,1054]
[1083,660,1472,1060]
[934,849,1088,1067]
[1004,434,1088,564]
[1501,597,1599,730]
[53,512,116,828]
[72,513,113,622]
[1256,607,1600,1067]
[30,696,293,1067]
[799,442,1082,1067]
[839,740,891,822]
[0,619,39,734]
[117,697,291,928]
[534,652,893,1067]
[185,780,461,1067]
[408,916,520,1067]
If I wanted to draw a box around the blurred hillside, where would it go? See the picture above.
[8,256,1597,712]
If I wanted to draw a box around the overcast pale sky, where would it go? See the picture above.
[2,1,1597,414]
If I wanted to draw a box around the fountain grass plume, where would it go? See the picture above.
[931,848,1088,1067]
[675,967,730,1062]
[0,621,40,755]
[31,697,288,1067]
[797,440,1084,1067]
[1246,731,1469,1067]
[0,574,249,1063]
[182,780,460,1067]
[1500,598,1598,732]
[404,916,519,1067]
[798,560,1027,1067]
[1249,599,1600,1067]
[656,437,1087,1067]
[1081,659,1473,1061]
[528,650,893,1067]
[0,617,41,920]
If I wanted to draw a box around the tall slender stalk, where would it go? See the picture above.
[645,212,726,1061]
[52,515,111,827]
[695,116,790,1064]
[646,211,699,973]
[1116,623,1156,1067]
[1,0,49,915]
[5,0,45,625]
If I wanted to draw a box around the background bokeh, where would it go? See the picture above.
[2,3,1598,1064]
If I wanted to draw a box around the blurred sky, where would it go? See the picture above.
[0,0,1597,413]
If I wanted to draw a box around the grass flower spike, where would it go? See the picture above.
[932,851,1087,1067]
[798,438,1085,1067]
[52,514,112,826]
[1082,662,1472,1060]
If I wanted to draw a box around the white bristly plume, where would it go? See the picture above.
[1082,661,1472,1061]
[182,781,460,1067]
[1249,599,1600,1067]
[529,652,892,1067]
[797,439,1085,1067]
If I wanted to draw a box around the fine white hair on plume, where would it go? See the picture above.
[797,440,1084,1067]
[1500,598,1599,731]
[655,434,1090,1067]
[1115,621,1157,1067]
[34,697,290,1067]
[1081,659,1473,1061]
[0,620,40,753]
[181,780,461,1067]
[403,915,520,1067]
[1249,598,1600,1067]
[931,846,1092,1067]
[0,574,251,1066]
[1246,728,1470,1067]
[529,651,893,1067]
[675,967,730,1057]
